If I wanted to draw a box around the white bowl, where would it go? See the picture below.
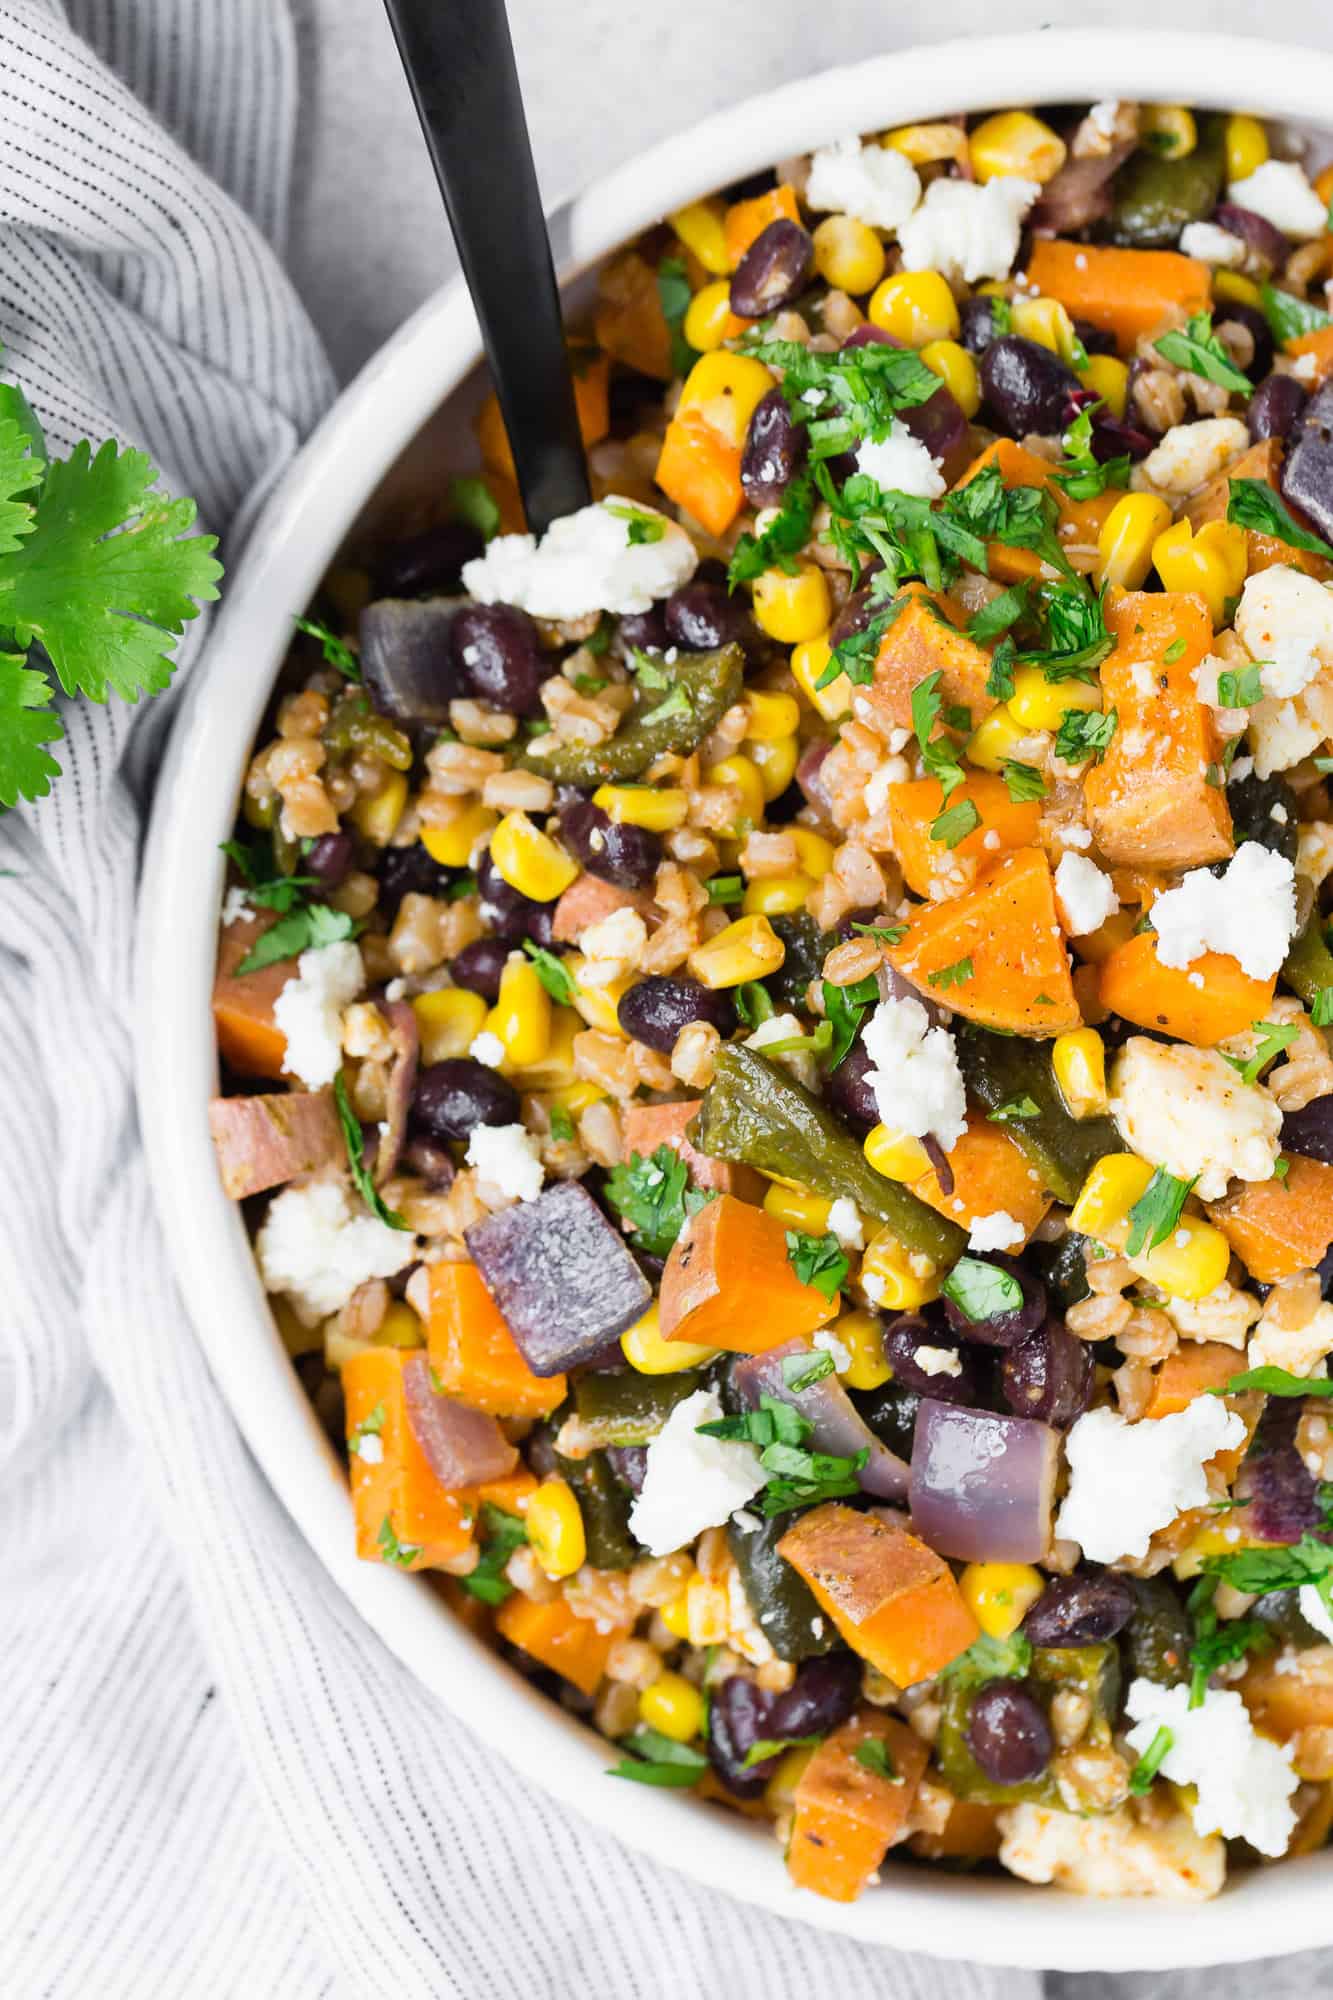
[138,28,1333,1969]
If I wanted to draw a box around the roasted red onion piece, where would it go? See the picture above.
[796,737,835,820]
[402,1353,518,1487]
[909,1399,1059,1562]
[374,998,419,1185]
[1240,1400,1323,1545]
[732,1339,909,1502]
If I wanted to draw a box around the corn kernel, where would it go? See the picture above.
[704,752,766,830]
[967,704,1031,773]
[639,1670,705,1743]
[764,1742,817,1812]
[1096,492,1174,591]
[1133,1216,1232,1302]
[1008,664,1102,733]
[743,872,814,916]
[688,912,786,989]
[743,688,802,741]
[488,954,552,1069]
[748,731,800,801]
[670,197,731,274]
[683,279,739,353]
[542,1075,604,1116]
[859,1225,939,1310]
[376,1301,424,1350]
[864,1123,932,1183]
[1069,1152,1154,1242]
[960,1562,1045,1641]
[1151,517,1248,627]
[1051,1027,1108,1120]
[592,783,690,831]
[622,1301,719,1374]
[811,213,886,296]
[520,1007,583,1088]
[751,562,831,644]
[763,1180,833,1234]
[351,769,407,846]
[685,1574,729,1645]
[968,110,1067,186]
[1011,296,1084,370]
[868,270,960,347]
[791,828,836,877]
[489,809,579,902]
[882,122,969,167]
[920,338,981,418]
[413,986,489,1064]
[563,953,631,1034]
[677,351,775,450]
[420,802,497,869]
[1212,269,1264,310]
[659,1590,693,1639]
[836,1309,892,1391]
[1080,352,1129,420]
[527,1477,586,1579]
[1139,105,1197,160]
[1225,114,1269,184]
[791,629,851,721]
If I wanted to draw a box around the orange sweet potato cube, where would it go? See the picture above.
[212,914,295,1080]
[1022,238,1211,354]
[909,1111,1050,1245]
[343,1348,476,1571]
[658,1192,839,1351]
[723,183,800,266]
[423,1262,567,1420]
[1097,931,1274,1047]
[888,847,1081,1036]
[494,1596,624,1697]
[655,407,744,537]
[953,436,1118,582]
[1144,1342,1240,1419]
[862,586,996,738]
[886,770,1042,902]
[1207,1154,1333,1283]
[787,1711,928,1903]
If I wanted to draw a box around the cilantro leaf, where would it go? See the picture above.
[941,1630,1033,1689]
[0,653,62,806]
[1216,662,1264,708]
[1260,281,1331,346]
[377,1516,421,1568]
[604,1145,711,1258]
[852,1739,901,1782]
[734,980,775,1028]
[548,1103,576,1144]
[1313,989,1333,1029]
[785,1229,849,1300]
[449,473,501,542]
[1215,1366,1333,1399]
[1053,706,1117,765]
[455,1502,527,1606]
[822,972,879,1069]
[782,1350,836,1392]
[851,920,907,946]
[1222,1019,1299,1087]
[1128,1724,1174,1795]
[1002,760,1046,804]
[236,900,358,974]
[743,1733,823,1768]
[941,1256,1022,1322]
[605,501,667,546]
[911,669,966,804]
[0,408,45,556]
[927,955,973,989]
[932,797,981,849]
[294,613,359,681]
[610,1726,708,1788]
[334,1073,411,1230]
[1124,1166,1195,1257]
[985,634,1017,703]
[968,580,1033,645]
[1154,313,1252,397]
[727,470,815,588]
[742,338,941,460]
[1016,579,1114,682]
[522,940,575,1005]
[656,256,697,379]
[1049,401,1131,501]
[990,1094,1040,1122]
[1227,478,1333,563]
[941,463,1073,580]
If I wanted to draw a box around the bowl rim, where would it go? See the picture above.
[137,27,1333,1969]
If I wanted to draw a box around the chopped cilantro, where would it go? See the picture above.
[1124,1166,1195,1257]
[455,1503,528,1606]
[448,473,501,542]
[697,1393,868,1515]
[941,1256,1022,1322]
[334,1073,410,1231]
[1015,579,1114,682]
[656,255,697,379]
[1313,989,1333,1028]
[742,1733,823,1769]
[1153,313,1253,396]
[741,337,942,461]
[852,1739,902,1782]
[968,580,1032,644]
[377,1516,421,1569]
[822,972,879,1069]
[294,614,360,681]
[1227,478,1333,563]
[604,1145,713,1259]
[782,1350,836,1392]
[912,669,966,805]
[940,461,1074,579]
[1216,662,1264,708]
[610,1727,708,1788]
[1053,705,1117,764]
[985,634,1018,703]
[932,798,980,849]
[990,1094,1040,1122]
[1259,281,1331,346]
[851,920,907,946]
[522,940,576,1005]
[785,1230,850,1300]
[734,980,775,1028]
[727,469,815,588]
[1049,402,1131,501]
[941,1630,1032,1688]
[548,1104,576,1145]
[1215,1366,1333,1399]
[605,501,667,545]
[236,899,358,974]
[347,1401,386,1459]
[927,955,973,989]
[1002,760,1046,804]
[1128,1724,1174,1795]
[1222,1019,1298,1087]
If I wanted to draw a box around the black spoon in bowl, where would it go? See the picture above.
[381,0,591,536]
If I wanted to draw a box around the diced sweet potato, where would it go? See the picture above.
[778,1503,979,1687]
[888,846,1081,1036]
[1207,1155,1333,1283]
[1097,930,1275,1047]
[908,1111,1050,1246]
[494,1596,624,1696]
[212,914,295,1080]
[593,249,673,380]
[1144,1341,1239,1419]
[621,1098,765,1203]
[1287,324,1333,381]
[658,1191,839,1351]
[863,585,996,738]
[1022,238,1211,354]
[208,1088,341,1199]
[343,1347,476,1570]
[422,1261,567,1420]
[724,183,800,266]
[551,873,651,944]
[787,1710,928,1903]
[1243,1644,1333,1747]
[1186,437,1333,582]
[477,354,609,481]
[1084,592,1233,870]
[465,1180,653,1374]
[953,437,1119,582]
[886,770,1042,902]
[655,406,744,537]
[908,1797,1002,1862]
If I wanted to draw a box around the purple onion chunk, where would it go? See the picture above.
[1241,1400,1323,1545]
[1281,380,1333,547]
[358,597,465,726]
[731,1338,909,1502]
[401,1353,518,1487]
[909,1399,1059,1563]
[464,1180,652,1375]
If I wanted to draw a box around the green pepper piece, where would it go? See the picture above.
[767,913,830,1011]
[953,1022,1118,1207]
[572,1368,705,1446]
[1025,1228,1092,1312]
[1121,1577,1192,1688]
[1110,115,1226,248]
[518,645,745,785]
[1283,911,1333,1010]
[691,1045,966,1267]
[726,1514,834,1662]
[322,690,414,770]
[934,1643,1121,1807]
[556,1448,637,1570]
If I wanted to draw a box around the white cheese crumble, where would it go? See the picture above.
[1300,1585,1333,1643]
[997,1800,1224,1899]
[1053,852,1118,937]
[255,1179,417,1326]
[464,1122,544,1203]
[221,885,252,926]
[469,1030,506,1068]
[1227,159,1329,238]
[352,1431,384,1465]
[1149,842,1298,981]
[628,1387,767,1556]
[968,1210,1025,1252]
[1109,1036,1282,1200]
[1235,565,1333,701]
[1123,1678,1299,1857]
[913,1344,963,1379]
[825,1196,864,1253]
[271,940,364,1090]
[861,994,968,1151]
[1178,221,1247,268]
[813,1327,853,1371]
[745,1010,820,1089]
[577,906,648,986]
[804,135,920,232]
[856,421,945,501]
[1055,1401,1245,1562]
[1139,417,1249,497]
[461,495,697,619]
[898,174,1039,285]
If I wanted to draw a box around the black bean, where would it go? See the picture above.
[959,296,1005,355]
[375,841,455,918]
[1212,300,1274,383]
[477,846,558,946]
[1226,767,1299,865]
[1072,316,1117,358]
[1249,371,1309,445]
[303,831,354,891]
[1000,1318,1095,1429]
[618,605,669,652]
[765,1653,861,1741]
[372,521,482,598]
[410,1059,520,1143]
[449,603,546,717]
[558,797,661,889]
[729,219,814,319]
[449,937,510,1002]
[880,1315,981,1404]
[850,1378,923,1457]
[663,578,752,653]
[897,384,968,480]
[707,1676,777,1798]
[981,335,1083,438]
[616,975,736,1053]
[966,1681,1052,1785]
[943,1258,1046,1350]
[741,386,807,508]
[1022,1570,1136,1647]
[1214,202,1289,274]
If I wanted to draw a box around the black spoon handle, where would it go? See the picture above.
[381,0,591,536]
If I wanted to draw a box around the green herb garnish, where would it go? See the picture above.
[522,940,576,1005]
[294,614,360,681]
[455,1503,528,1606]
[1002,760,1046,804]
[334,1072,410,1231]
[1053,706,1117,764]
[604,1145,714,1260]
[927,956,973,989]
[1227,478,1333,563]
[1154,312,1252,396]
[785,1230,850,1300]
[1221,1019,1299,1087]
[448,473,501,542]
[1128,1724,1174,1795]
[941,1256,1022,1322]
[1124,1167,1195,1257]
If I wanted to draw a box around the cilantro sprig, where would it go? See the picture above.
[455,1503,528,1607]
[1049,401,1131,501]
[697,1393,868,1515]
[334,1073,410,1231]
[785,1230,849,1300]
[603,1145,714,1259]
[1124,1167,1195,1257]
[1227,478,1333,563]
[610,1728,708,1789]
[1222,1019,1299,1087]
[1154,312,1253,397]
[1259,281,1330,346]
[294,614,359,681]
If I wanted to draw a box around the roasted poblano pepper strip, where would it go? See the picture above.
[1110,115,1225,247]
[572,1368,705,1446]
[519,644,745,784]
[692,1045,966,1266]
[726,1514,834,1662]
[954,1022,1118,1207]
[1121,1577,1192,1688]
[556,1448,637,1570]
[1283,912,1333,1011]
[934,1643,1121,1807]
